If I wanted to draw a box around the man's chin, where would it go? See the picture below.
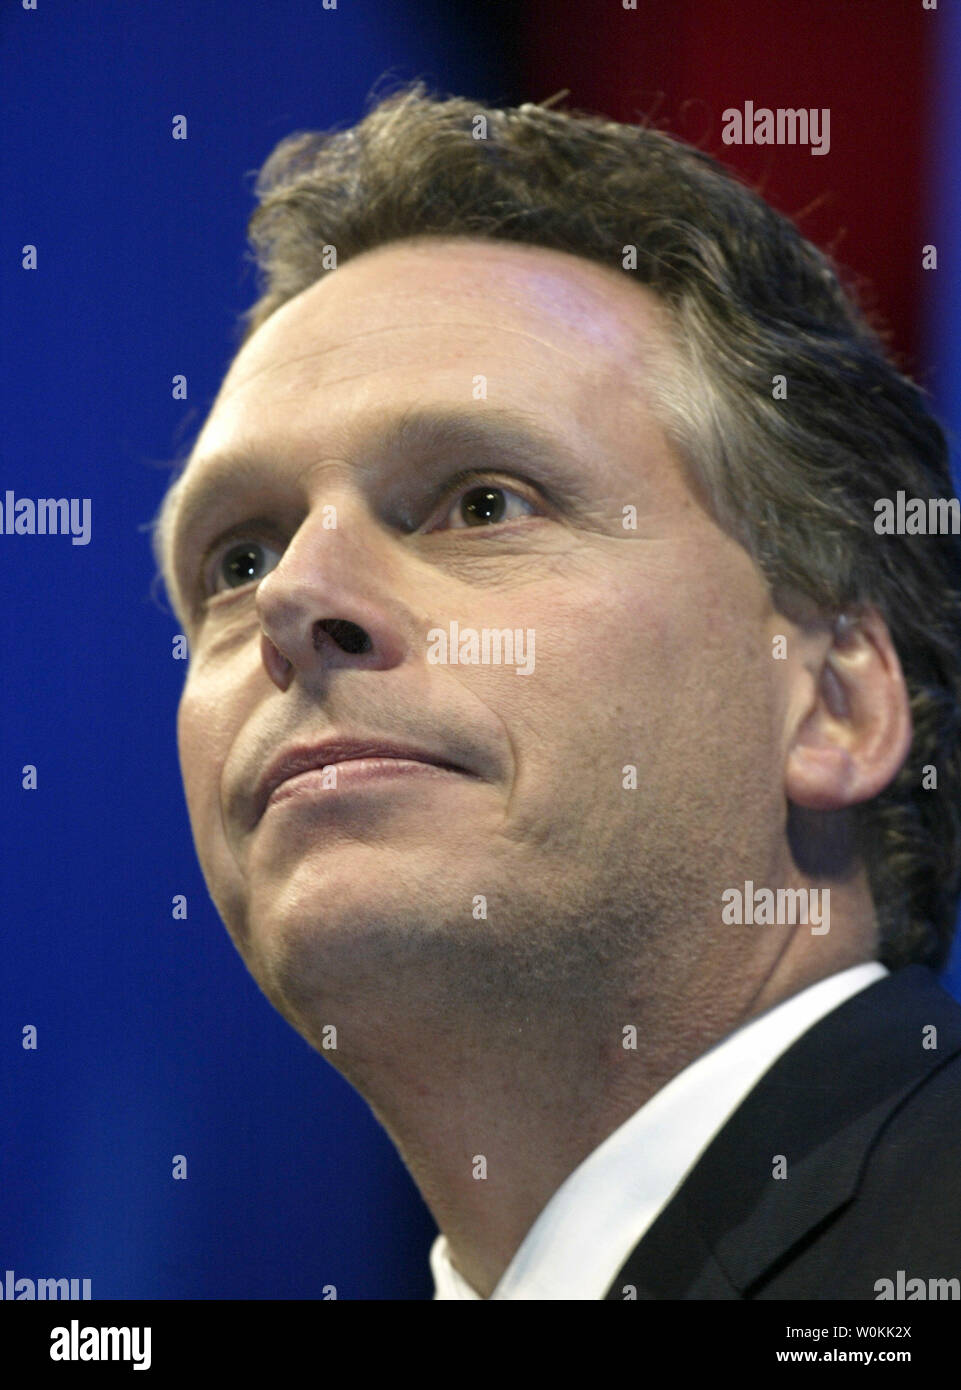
[239,863,472,979]
[235,900,482,1045]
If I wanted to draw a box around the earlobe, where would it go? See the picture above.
[786,740,858,813]
[784,608,912,813]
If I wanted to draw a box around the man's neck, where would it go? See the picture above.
[328,930,874,1298]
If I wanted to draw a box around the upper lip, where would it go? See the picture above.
[254,737,474,821]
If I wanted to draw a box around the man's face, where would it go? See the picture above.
[166,238,786,1036]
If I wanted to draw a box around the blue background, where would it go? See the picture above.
[1,0,958,1300]
[0,0,519,1302]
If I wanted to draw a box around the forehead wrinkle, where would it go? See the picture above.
[223,316,601,407]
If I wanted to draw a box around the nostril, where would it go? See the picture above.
[314,618,373,655]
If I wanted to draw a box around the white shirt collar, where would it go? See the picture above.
[430,961,888,1299]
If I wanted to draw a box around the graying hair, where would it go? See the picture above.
[229,80,961,970]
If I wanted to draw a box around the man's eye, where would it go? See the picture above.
[428,481,539,532]
[206,538,283,596]
[197,481,539,600]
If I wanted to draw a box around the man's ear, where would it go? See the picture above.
[785,607,913,812]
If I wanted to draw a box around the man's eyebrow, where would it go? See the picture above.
[158,406,592,598]
[367,405,591,501]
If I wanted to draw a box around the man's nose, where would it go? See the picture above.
[255,504,410,690]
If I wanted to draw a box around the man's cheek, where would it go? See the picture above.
[178,745,208,831]
[178,700,224,839]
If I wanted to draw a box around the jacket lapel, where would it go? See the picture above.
[605,966,961,1299]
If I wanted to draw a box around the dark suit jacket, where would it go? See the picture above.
[604,965,961,1299]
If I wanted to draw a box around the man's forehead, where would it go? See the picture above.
[155,237,686,613]
[178,238,678,499]
[217,235,674,402]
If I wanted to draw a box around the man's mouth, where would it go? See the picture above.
[253,737,476,823]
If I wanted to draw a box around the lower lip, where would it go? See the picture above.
[264,758,468,812]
